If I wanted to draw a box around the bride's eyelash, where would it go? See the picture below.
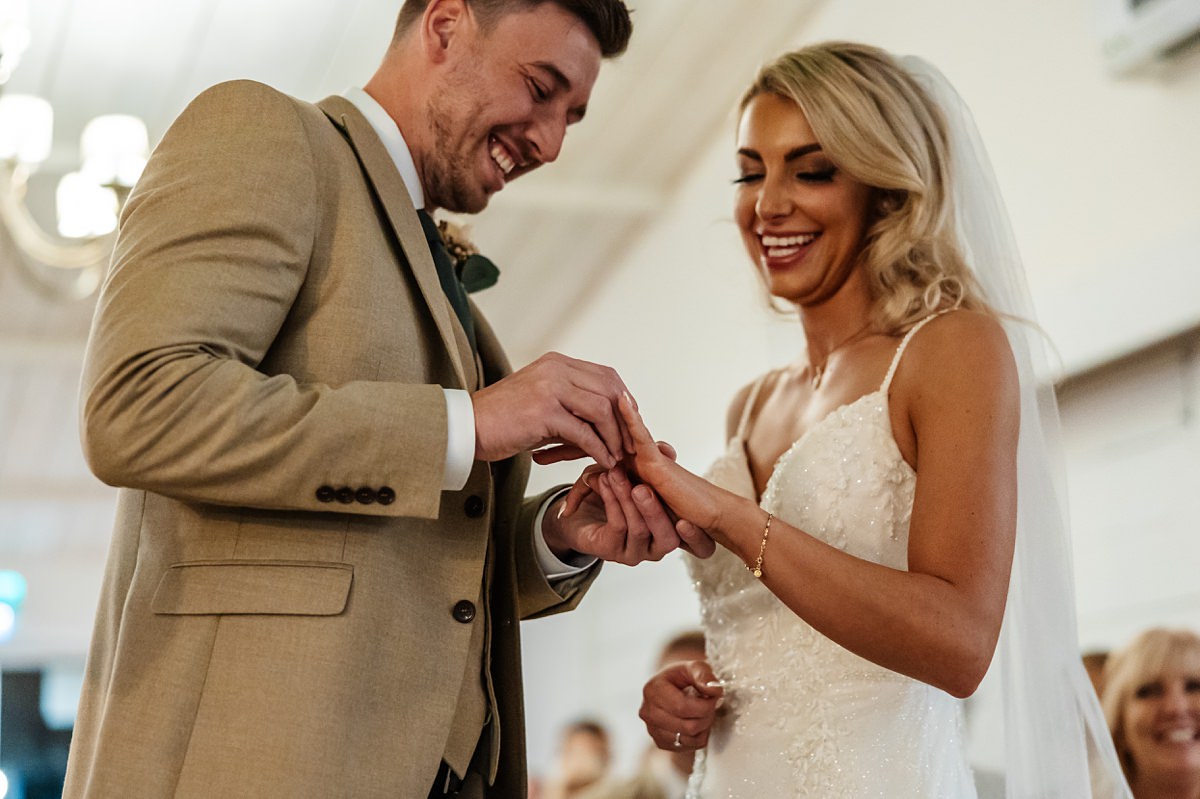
[798,167,837,183]
[731,168,837,186]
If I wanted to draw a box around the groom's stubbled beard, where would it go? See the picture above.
[423,56,497,215]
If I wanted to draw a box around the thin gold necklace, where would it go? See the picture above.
[808,322,873,389]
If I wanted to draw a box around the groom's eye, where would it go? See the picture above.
[527,78,549,102]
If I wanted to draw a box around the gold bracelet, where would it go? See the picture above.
[749,512,772,578]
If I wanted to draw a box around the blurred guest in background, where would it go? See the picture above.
[581,630,708,799]
[1087,649,1112,697]
[542,719,614,799]
[1102,628,1200,798]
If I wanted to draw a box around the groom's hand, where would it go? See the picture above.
[472,352,633,468]
[543,467,700,566]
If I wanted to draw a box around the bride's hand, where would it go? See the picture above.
[556,439,676,518]
[556,453,717,559]
[615,393,725,533]
[640,660,724,753]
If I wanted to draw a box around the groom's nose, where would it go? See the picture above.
[526,112,567,164]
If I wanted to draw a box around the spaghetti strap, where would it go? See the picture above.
[879,310,953,393]
[735,370,779,439]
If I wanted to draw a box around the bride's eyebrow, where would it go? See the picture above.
[784,144,823,161]
[735,144,824,162]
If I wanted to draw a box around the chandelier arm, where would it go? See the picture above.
[0,163,115,270]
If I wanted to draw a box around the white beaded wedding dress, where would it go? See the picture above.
[685,314,978,798]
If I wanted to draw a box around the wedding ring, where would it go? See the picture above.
[673,731,682,749]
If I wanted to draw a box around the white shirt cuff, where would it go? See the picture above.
[442,389,475,491]
[533,488,597,579]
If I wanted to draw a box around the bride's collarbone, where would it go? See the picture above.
[757,355,891,440]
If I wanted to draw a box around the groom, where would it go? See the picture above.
[64,1,709,797]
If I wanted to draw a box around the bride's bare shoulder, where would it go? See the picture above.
[897,309,1018,411]
[905,309,1013,371]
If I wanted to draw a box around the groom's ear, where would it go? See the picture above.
[420,0,472,64]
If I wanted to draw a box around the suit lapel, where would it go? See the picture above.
[471,301,510,388]
[317,95,469,389]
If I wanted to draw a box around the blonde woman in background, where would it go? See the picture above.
[1102,628,1200,798]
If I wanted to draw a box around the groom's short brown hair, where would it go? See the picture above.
[394,0,633,57]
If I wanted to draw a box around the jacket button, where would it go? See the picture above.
[464,495,486,518]
[355,487,376,505]
[315,485,335,503]
[452,600,476,624]
[377,486,396,505]
[334,486,355,504]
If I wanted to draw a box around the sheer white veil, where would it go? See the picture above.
[900,56,1131,797]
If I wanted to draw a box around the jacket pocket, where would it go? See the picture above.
[151,560,352,616]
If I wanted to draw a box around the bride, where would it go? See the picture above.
[567,42,1130,796]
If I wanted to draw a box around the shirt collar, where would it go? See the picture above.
[342,87,424,211]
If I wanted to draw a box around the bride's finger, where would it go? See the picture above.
[618,392,657,451]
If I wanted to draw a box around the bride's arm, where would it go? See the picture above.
[623,313,1019,698]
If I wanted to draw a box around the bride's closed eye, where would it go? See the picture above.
[731,167,838,186]
[797,166,837,183]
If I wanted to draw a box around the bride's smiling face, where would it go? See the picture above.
[733,93,875,307]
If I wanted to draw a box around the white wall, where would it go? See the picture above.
[520,0,1200,782]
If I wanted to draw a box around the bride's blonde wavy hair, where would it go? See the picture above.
[740,42,996,333]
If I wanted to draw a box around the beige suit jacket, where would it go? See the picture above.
[64,80,593,799]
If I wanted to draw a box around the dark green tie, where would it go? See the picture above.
[416,209,476,353]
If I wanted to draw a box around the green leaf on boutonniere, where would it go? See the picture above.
[458,254,500,293]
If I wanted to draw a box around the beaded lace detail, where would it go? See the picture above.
[685,314,976,798]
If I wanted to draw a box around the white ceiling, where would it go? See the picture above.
[0,0,818,664]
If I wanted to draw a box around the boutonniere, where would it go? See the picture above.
[436,219,500,293]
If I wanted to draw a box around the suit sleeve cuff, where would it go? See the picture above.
[442,389,475,491]
[533,488,598,579]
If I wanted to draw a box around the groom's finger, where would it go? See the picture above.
[558,383,629,467]
[558,464,606,518]
[676,519,717,559]
[606,468,654,560]
[588,474,631,562]
[631,484,682,560]
[530,443,587,465]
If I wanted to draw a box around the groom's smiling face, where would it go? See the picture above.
[420,1,602,214]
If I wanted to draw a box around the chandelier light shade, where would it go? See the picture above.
[81,114,149,189]
[0,0,149,300]
[0,92,51,165]
[56,171,119,239]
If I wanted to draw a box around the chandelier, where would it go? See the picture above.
[0,0,148,301]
